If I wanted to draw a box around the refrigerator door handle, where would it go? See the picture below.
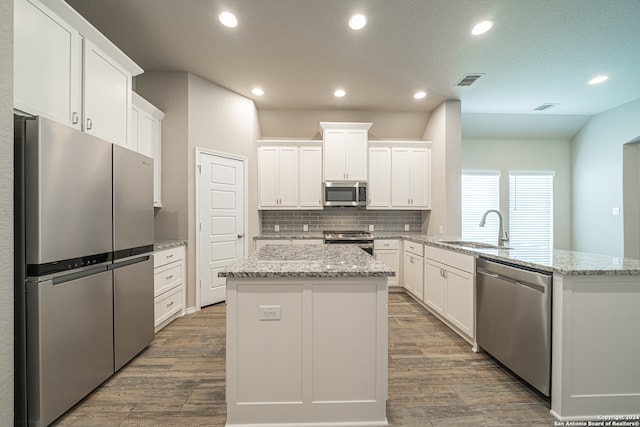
[111,255,151,270]
[51,265,110,285]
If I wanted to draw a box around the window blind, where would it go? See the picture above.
[509,172,554,248]
[461,172,500,242]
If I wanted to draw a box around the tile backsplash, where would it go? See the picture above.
[261,208,423,234]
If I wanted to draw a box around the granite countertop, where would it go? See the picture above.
[397,234,640,276]
[255,234,325,240]
[253,232,640,275]
[219,244,395,278]
[154,240,188,251]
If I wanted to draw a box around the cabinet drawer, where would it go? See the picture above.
[154,285,184,327]
[154,246,184,268]
[404,240,424,256]
[154,262,183,296]
[374,239,399,250]
[425,245,475,273]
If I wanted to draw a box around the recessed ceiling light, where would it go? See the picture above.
[251,88,264,96]
[413,91,427,100]
[349,14,367,30]
[471,20,493,36]
[334,89,346,98]
[588,75,609,85]
[219,11,238,28]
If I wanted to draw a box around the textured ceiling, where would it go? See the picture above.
[65,0,640,138]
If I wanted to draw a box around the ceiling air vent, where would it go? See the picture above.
[455,73,484,87]
[533,103,560,111]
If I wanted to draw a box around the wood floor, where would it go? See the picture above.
[54,292,554,426]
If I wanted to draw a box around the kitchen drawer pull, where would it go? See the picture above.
[165,275,174,280]
[166,254,174,258]
[166,301,174,307]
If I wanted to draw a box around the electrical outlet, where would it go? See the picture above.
[274,224,279,232]
[369,224,374,232]
[303,224,309,232]
[404,224,410,232]
[259,305,281,321]
[612,207,620,216]
[439,225,444,235]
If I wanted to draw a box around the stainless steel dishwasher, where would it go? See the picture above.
[476,258,552,396]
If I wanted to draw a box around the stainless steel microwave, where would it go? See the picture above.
[323,182,367,207]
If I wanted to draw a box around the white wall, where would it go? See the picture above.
[462,138,572,249]
[423,100,462,237]
[136,72,190,241]
[186,73,260,306]
[571,98,640,257]
[0,0,14,422]
[135,72,260,309]
[258,109,430,139]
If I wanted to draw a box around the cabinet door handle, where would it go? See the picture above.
[237,234,245,239]
[86,118,93,130]
[72,112,79,124]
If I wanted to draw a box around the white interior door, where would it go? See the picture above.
[198,151,246,307]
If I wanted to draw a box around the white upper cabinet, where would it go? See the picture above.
[392,146,431,209]
[299,146,323,209]
[258,146,298,209]
[83,40,132,146]
[320,122,371,181]
[367,142,431,210]
[14,0,82,127]
[14,0,142,147]
[258,141,323,210]
[368,147,391,208]
[131,92,164,207]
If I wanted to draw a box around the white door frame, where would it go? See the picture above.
[195,147,248,310]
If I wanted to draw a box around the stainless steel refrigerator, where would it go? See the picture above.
[111,145,154,371]
[15,115,154,426]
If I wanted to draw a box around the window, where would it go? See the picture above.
[509,172,554,248]
[461,170,554,248]
[461,172,500,242]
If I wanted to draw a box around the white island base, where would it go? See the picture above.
[225,277,388,427]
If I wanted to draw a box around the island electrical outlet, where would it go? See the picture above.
[259,305,281,320]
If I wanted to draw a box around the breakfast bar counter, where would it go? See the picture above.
[219,245,393,427]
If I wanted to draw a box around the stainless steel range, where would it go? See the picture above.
[323,230,374,255]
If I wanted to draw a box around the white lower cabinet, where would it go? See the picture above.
[154,246,186,332]
[403,241,424,299]
[374,239,400,289]
[424,246,475,342]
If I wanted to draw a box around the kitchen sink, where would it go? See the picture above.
[439,240,510,250]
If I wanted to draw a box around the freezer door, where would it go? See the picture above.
[26,268,114,427]
[24,117,113,265]
[113,256,154,371]
[113,145,154,253]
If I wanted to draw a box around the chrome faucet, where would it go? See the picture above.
[479,209,509,246]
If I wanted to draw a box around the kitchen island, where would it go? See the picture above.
[219,244,393,427]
